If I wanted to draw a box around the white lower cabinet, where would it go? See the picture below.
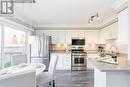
[51,53,71,70]
[63,54,71,70]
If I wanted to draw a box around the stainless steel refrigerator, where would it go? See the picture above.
[30,34,52,71]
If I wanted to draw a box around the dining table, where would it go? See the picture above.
[0,63,46,79]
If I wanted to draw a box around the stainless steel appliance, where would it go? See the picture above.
[71,46,87,71]
[72,38,85,46]
[30,34,52,71]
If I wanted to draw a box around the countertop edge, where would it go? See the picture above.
[88,58,130,72]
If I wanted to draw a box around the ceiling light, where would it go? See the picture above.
[96,13,100,20]
[88,13,100,24]
[97,16,100,20]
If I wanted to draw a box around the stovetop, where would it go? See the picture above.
[71,51,86,53]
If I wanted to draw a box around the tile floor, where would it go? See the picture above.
[42,69,94,87]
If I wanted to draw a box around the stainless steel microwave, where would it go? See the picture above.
[71,38,85,45]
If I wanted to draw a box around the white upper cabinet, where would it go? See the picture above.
[111,22,118,38]
[85,30,100,44]
[57,31,65,44]
[65,31,71,44]
[100,22,118,43]
[118,8,128,44]
[36,30,100,44]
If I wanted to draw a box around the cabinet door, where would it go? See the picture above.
[100,29,106,44]
[51,53,71,70]
[111,22,118,38]
[105,27,112,40]
[118,8,128,44]
[56,54,64,70]
[63,54,71,70]
[51,31,59,44]
[71,31,78,38]
[56,57,64,70]
[51,53,64,70]
[58,31,65,44]
[65,31,71,44]
[85,30,100,44]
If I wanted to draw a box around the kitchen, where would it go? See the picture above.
[0,0,129,87]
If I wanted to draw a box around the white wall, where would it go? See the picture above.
[128,1,130,60]
[117,8,128,54]
[118,8,128,44]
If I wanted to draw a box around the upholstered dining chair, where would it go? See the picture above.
[12,54,27,66]
[36,55,59,87]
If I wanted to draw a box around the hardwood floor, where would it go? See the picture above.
[41,69,94,87]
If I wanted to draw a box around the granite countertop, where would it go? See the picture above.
[51,50,98,54]
[50,50,71,54]
[88,57,130,72]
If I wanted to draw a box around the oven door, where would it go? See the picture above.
[72,56,86,67]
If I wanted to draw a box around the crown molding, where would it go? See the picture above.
[112,0,128,13]
[35,26,100,30]
[6,17,35,31]
[34,24,99,28]
[3,14,118,31]
[0,17,34,31]
[99,14,118,29]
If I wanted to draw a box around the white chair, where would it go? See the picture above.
[0,70,36,87]
[12,54,27,66]
[36,55,58,87]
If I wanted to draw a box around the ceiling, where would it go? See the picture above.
[14,0,117,28]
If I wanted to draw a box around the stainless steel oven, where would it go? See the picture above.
[71,38,87,71]
[71,51,87,71]
[72,53,86,66]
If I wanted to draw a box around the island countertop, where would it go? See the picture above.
[88,57,130,72]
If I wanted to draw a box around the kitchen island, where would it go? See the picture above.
[88,57,130,87]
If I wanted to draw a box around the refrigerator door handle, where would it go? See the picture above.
[38,36,42,58]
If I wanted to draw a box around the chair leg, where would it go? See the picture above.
[52,80,55,87]
[49,81,52,86]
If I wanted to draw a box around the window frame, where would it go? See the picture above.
[0,24,28,69]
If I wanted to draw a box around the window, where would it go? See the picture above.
[4,26,25,46]
[3,26,26,68]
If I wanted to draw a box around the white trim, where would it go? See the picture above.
[112,0,128,13]
[35,27,99,30]
[35,24,99,29]
[0,17,34,32]
[1,25,4,68]
[0,24,2,68]
[99,14,118,29]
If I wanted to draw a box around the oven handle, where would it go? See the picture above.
[72,55,87,57]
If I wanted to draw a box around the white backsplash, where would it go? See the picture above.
[105,39,128,54]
